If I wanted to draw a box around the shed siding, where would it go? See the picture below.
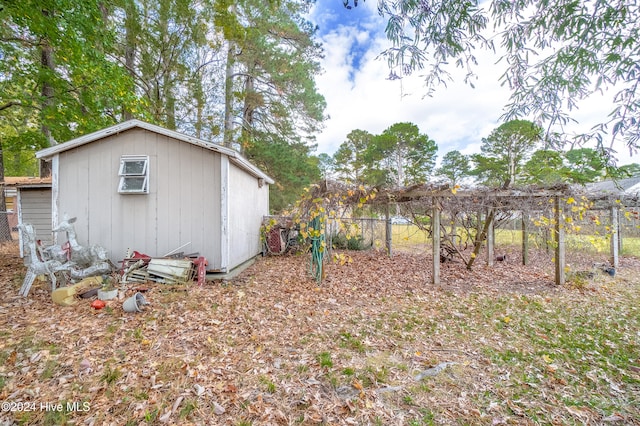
[227,162,269,270]
[56,128,222,267]
[18,188,53,245]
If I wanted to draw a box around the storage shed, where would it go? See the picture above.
[35,120,273,273]
[3,177,53,257]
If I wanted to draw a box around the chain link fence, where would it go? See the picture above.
[0,210,17,242]
[266,207,640,260]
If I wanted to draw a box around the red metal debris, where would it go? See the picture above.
[192,256,208,286]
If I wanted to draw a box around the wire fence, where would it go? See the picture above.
[0,211,17,243]
[271,211,639,260]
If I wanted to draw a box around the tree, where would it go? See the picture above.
[366,122,437,187]
[2,0,326,215]
[471,120,542,188]
[109,0,219,132]
[1,1,142,143]
[346,0,640,157]
[333,129,374,184]
[522,149,567,185]
[316,153,335,179]
[0,0,141,242]
[564,148,608,184]
[247,138,320,212]
[215,0,327,210]
[435,150,470,185]
[216,0,326,152]
[616,163,640,178]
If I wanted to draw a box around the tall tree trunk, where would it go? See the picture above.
[223,42,235,147]
[123,0,138,121]
[241,74,255,153]
[39,13,56,178]
[194,70,204,139]
[40,37,56,147]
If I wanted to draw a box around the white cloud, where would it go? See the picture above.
[309,4,638,166]
[315,28,510,162]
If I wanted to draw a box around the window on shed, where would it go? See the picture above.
[118,155,149,194]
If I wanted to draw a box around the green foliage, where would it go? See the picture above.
[223,0,326,177]
[471,120,542,188]
[259,375,277,393]
[331,233,367,251]
[0,0,143,144]
[245,137,320,213]
[333,123,437,188]
[615,163,640,178]
[333,129,374,184]
[435,150,470,185]
[2,0,325,218]
[100,365,122,385]
[316,153,335,179]
[522,148,639,185]
[317,351,333,368]
[367,122,437,187]
[522,149,567,185]
[338,331,367,353]
[565,148,608,184]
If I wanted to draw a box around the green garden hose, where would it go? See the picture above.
[309,215,325,283]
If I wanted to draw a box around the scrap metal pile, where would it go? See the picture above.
[120,250,208,286]
[18,214,209,297]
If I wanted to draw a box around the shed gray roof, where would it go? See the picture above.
[584,176,640,195]
[36,120,274,184]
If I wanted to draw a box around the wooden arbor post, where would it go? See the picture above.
[487,208,495,266]
[610,205,619,268]
[554,196,566,286]
[432,197,440,286]
[385,204,392,257]
[521,210,529,265]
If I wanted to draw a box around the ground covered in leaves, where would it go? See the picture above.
[1,241,639,425]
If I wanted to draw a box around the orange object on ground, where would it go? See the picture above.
[91,299,106,310]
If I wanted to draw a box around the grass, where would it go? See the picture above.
[390,223,640,255]
[100,364,122,385]
[464,291,640,419]
[259,375,277,393]
[317,351,333,368]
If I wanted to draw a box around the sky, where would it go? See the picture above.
[306,1,635,166]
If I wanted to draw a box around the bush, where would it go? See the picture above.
[331,233,368,250]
